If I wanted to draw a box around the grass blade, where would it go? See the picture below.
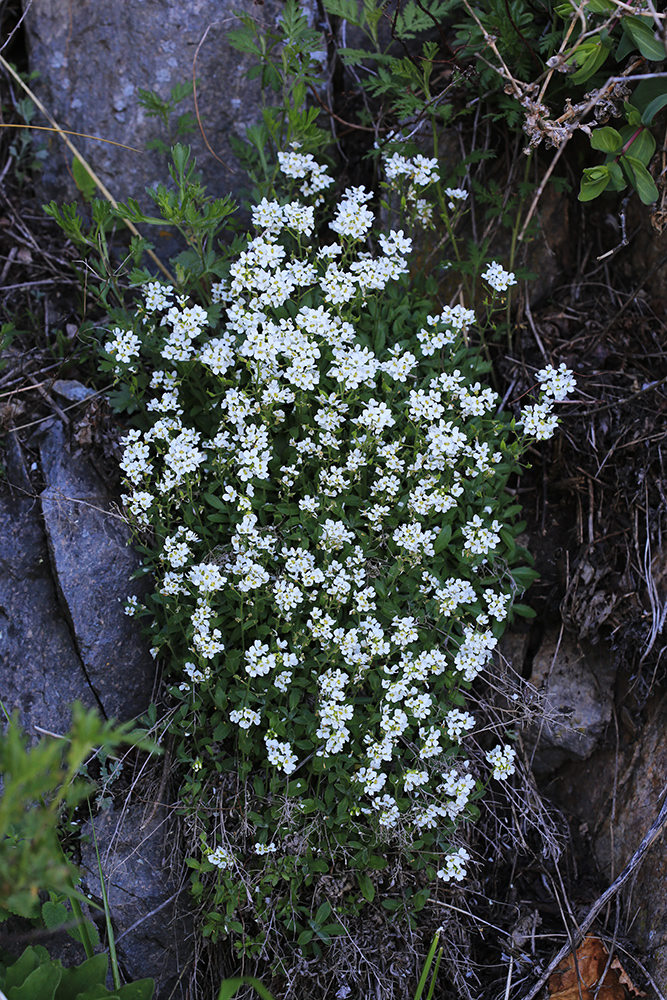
[90,815,122,990]
[414,929,441,1000]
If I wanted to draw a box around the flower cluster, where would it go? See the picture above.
[437,846,471,882]
[486,744,517,781]
[110,153,575,902]
[482,261,517,293]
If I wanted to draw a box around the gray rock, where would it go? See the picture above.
[591,693,667,982]
[80,806,192,999]
[549,693,667,989]
[51,379,97,403]
[24,0,315,221]
[524,630,614,773]
[0,435,96,739]
[38,422,154,722]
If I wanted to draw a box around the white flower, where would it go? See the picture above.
[105,327,141,367]
[519,401,559,440]
[299,495,320,513]
[454,626,497,681]
[274,670,293,693]
[445,187,468,210]
[230,707,261,729]
[536,363,576,401]
[482,261,517,293]
[486,743,516,781]
[143,282,173,312]
[403,768,429,792]
[329,186,374,240]
[208,845,234,869]
[445,709,476,742]
[252,197,285,234]
[485,590,511,621]
[372,793,401,828]
[392,522,437,558]
[461,515,502,556]
[320,518,355,551]
[254,841,278,855]
[184,661,212,684]
[356,767,387,796]
[437,847,470,882]
[384,153,439,186]
[265,734,298,775]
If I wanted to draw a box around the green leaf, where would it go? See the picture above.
[74,992,118,1000]
[115,980,156,1000]
[314,901,331,924]
[412,887,430,912]
[615,31,637,62]
[5,947,45,991]
[55,954,109,999]
[357,872,375,903]
[204,492,227,511]
[511,565,540,590]
[622,16,665,62]
[641,91,667,126]
[512,603,537,618]
[571,40,611,84]
[322,0,364,27]
[297,929,313,948]
[634,78,667,118]
[620,153,659,204]
[367,855,388,870]
[67,917,100,950]
[434,524,452,554]
[607,161,626,191]
[72,157,97,201]
[41,900,68,929]
[381,898,402,912]
[619,124,655,166]
[590,127,623,153]
[7,961,61,1000]
[216,979,277,1000]
[578,165,611,202]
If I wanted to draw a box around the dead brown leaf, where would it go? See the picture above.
[610,958,646,997]
[548,937,626,1000]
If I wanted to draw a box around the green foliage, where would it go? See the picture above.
[228,0,331,182]
[0,945,154,1000]
[0,322,21,372]
[215,926,444,999]
[41,893,100,953]
[0,702,157,920]
[45,145,237,305]
[580,90,662,204]
[5,94,48,185]
[72,156,97,202]
[115,144,237,273]
[137,81,199,156]
[97,136,573,958]
[316,0,666,212]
